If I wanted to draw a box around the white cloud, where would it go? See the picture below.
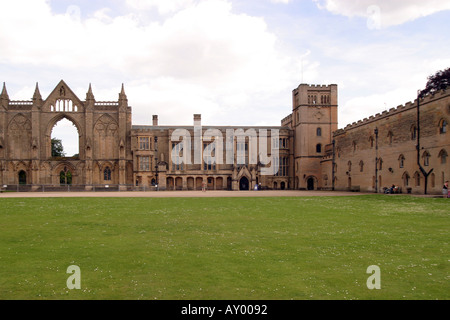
[126,0,196,15]
[0,0,306,126]
[270,0,291,4]
[314,0,450,27]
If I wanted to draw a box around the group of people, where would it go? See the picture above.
[384,184,400,194]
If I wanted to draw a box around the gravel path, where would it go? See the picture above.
[0,190,370,198]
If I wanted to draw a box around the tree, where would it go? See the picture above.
[415,68,449,194]
[51,138,65,157]
[419,67,450,98]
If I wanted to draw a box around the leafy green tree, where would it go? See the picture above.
[51,138,65,157]
[419,67,450,98]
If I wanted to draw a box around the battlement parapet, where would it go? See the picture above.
[335,88,450,134]
[281,114,292,125]
[95,101,119,106]
[295,83,337,91]
[9,100,33,105]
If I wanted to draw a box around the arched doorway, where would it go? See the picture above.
[281,181,286,190]
[196,177,203,190]
[216,177,223,190]
[187,177,194,190]
[175,177,183,190]
[166,177,174,190]
[307,177,315,190]
[239,176,249,191]
[18,170,27,185]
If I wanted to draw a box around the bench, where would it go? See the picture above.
[350,186,360,192]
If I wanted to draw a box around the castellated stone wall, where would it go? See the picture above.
[330,90,450,194]
[1,80,448,194]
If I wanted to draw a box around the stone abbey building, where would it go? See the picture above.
[0,80,449,194]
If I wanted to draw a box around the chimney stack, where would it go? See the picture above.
[152,115,158,126]
[194,114,201,124]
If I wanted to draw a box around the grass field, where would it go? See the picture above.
[0,195,448,300]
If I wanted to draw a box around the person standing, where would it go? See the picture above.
[202,181,206,192]
[443,181,449,198]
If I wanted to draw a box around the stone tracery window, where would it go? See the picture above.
[51,99,78,112]
[104,166,112,181]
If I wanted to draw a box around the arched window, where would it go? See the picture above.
[402,172,410,187]
[438,149,448,164]
[60,169,72,185]
[316,127,322,137]
[422,151,430,167]
[398,154,405,168]
[316,143,322,153]
[378,158,383,170]
[387,131,394,145]
[51,99,78,112]
[369,136,374,148]
[414,171,421,187]
[411,125,417,140]
[440,119,448,134]
[359,160,364,172]
[352,141,357,152]
[347,161,352,172]
[104,167,112,181]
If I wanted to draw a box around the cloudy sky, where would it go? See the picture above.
[1,0,449,155]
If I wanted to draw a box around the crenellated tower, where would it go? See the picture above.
[291,84,338,190]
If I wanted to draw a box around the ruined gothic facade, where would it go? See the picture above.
[0,80,448,194]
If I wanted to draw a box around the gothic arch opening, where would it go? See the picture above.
[18,170,27,185]
[239,176,249,190]
[50,117,80,158]
[307,177,315,190]
[53,163,77,185]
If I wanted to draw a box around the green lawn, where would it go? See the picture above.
[0,195,448,300]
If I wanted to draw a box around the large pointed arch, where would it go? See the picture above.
[46,114,83,159]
